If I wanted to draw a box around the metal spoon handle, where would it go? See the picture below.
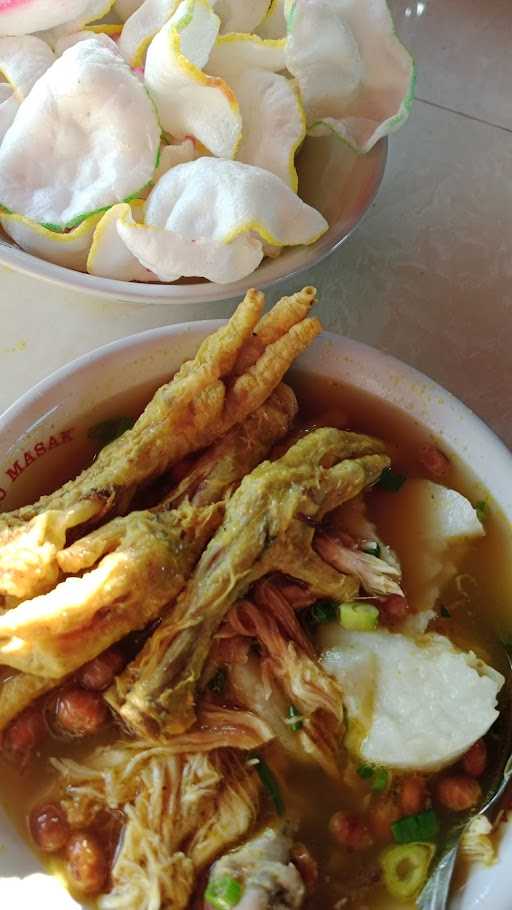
[417,845,458,910]
[418,755,512,910]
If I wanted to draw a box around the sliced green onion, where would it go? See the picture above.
[392,809,440,844]
[309,599,338,624]
[440,606,451,619]
[339,602,379,632]
[88,415,135,449]
[372,767,390,792]
[361,540,381,558]
[208,667,227,695]
[205,875,243,909]
[378,467,407,492]
[356,764,389,791]
[379,843,435,900]
[287,704,303,732]
[253,756,284,816]
[357,763,374,780]
[474,500,488,522]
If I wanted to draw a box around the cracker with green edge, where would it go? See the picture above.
[286,0,415,153]
[1,211,103,271]
[0,36,161,229]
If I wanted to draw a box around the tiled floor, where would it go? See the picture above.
[2,0,512,447]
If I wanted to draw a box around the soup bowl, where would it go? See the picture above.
[0,320,511,908]
[0,134,387,306]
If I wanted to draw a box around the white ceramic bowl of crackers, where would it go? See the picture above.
[0,0,412,303]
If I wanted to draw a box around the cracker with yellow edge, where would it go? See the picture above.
[0,0,94,35]
[38,0,116,47]
[206,31,286,76]
[114,0,143,20]
[118,0,182,66]
[0,36,161,228]
[144,0,242,158]
[0,35,54,141]
[88,199,264,282]
[1,211,103,271]
[145,157,327,247]
[257,0,286,38]
[213,0,270,34]
[87,202,158,280]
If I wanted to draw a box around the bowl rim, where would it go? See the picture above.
[1,315,510,472]
[0,139,388,305]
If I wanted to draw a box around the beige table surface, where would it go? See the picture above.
[1,0,511,448]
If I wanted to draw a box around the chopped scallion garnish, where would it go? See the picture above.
[361,540,381,558]
[356,764,389,791]
[340,602,379,632]
[205,875,243,909]
[208,667,227,695]
[357,764,374,780]
[253,756,284,816]
[475,500,488,522]
[308,599,338,625]
[392,809,440,844]
[286,704,304,732]
[378,467,407,492]
[372,767,390,792]
[380,843,435,900]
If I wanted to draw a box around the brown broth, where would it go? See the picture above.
[1,372,512,910]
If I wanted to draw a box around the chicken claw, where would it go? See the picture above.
[0,387,297,682]
[108,428,389,738]
[0,287,319,601]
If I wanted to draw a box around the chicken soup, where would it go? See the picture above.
[0,288,509,910]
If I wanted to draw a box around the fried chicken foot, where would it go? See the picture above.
[0,287,319,601]
[108,428,389,738]
[0,387,297,682]
[0,505,222,678]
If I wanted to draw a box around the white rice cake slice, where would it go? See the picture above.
[390,480,485,632]
[320,626,504,771]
